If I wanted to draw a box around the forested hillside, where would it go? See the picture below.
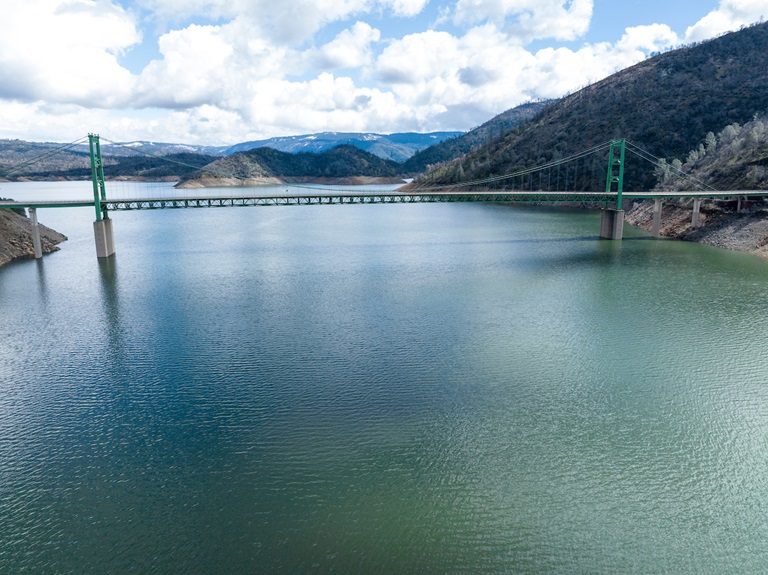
[401,101,550,175]
[225,131,463,162]
[415,21,768,192]
[178,145,401,187]
[654,115,768,191]
[0,140,218,181]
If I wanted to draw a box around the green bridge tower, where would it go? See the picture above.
[600,139,626,240]
[89,133,115,258]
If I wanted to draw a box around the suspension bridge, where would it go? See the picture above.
[0,135,764,259]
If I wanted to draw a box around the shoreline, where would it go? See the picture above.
[625,198,768,260]
[0,208,67,267]
[2,175,407,188]
[4,187,768,266]
[175,175,406,188]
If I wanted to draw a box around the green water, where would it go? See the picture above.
[2,182,768,573]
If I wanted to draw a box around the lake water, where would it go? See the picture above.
[3,181,768,573]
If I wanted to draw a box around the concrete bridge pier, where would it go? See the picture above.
[600,209,624,240]
[692,199,703,228]
[651,198,664,238]
[29,208,42,259]
[652,199,663,238]
[93,218,115,258]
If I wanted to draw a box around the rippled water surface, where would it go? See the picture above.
[3,182,768,573]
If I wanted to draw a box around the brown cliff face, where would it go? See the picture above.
[0,208,67,267]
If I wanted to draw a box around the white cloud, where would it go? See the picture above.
[376,30,463,84]
[311,22,381,69]
[0,15,673,144]
[379,0,430,17]
[236,74,410,135]
[0,101,158,143]
[617,24,679,55]
[0,0,139,106]
[3,0,760,145]
[136,0,371,45]
[136,0,428,30]
[369,19,684,131]
[453,0,593,42]
[153,105,246,143]
[136,24,234,107]
[685,0,766,42]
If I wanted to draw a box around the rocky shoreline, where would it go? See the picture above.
[625,198,768,259]
[0,208,68,267]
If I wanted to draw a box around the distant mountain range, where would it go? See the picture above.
[0,130,464,180]
[177,145,402,188]
[176,113,546,185]
[102,141,225,156]
[109,131,465,162]
[224,131,463,162]
[0,101,552,182]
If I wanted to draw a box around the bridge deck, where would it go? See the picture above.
[0,189,765,210]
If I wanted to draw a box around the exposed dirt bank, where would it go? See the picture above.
[175,176,284,189]
[0,208,68,267]
[626,198,768,259]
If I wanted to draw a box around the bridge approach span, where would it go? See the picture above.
[3,189,766,212]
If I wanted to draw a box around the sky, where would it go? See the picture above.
[0,0,764,145]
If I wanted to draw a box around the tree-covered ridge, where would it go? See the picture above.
[401,101,551,175]
[416,21,768,192]
[655,116,768,191]
[250,145,400,178]
[0,140,219,181]
[39,153,218,180]
[225,131,464,162]
[180,145,402,184]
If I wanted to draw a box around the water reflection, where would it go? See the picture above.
[34,258,49,306]
[97,256,126,364]
[4,194,768,573]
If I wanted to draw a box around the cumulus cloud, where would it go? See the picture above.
[376,30,462,84]
[379,0,430,17]
[0,0,139,106]
[371,19,687,130]
[1,0,765,145]
[311,22,381,69]
[137,24,234,107]
[617,24,679,56]
[234,73,424,135]
[685,0,766,42]
[453,0,593,42]
[135,0,397,44]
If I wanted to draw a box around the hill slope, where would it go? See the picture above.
[0,131,461,180]
[225,131,463,162]
[0,140,220,181]
[401,101,551,174]
[416,21,768,192]
[652,116,768,192]
[178,145,402,187]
